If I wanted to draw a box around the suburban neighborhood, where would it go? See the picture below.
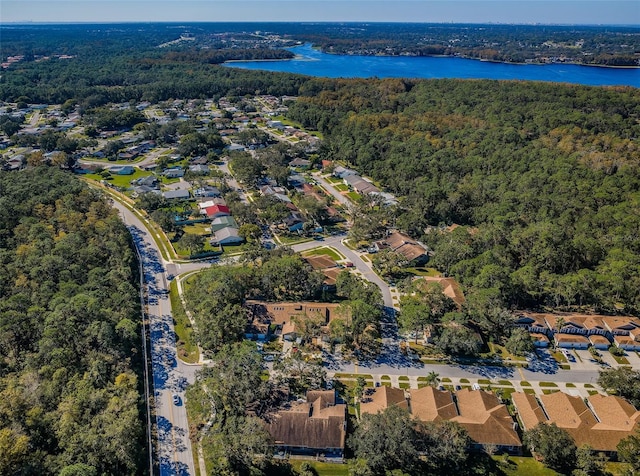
[2,92,640,476]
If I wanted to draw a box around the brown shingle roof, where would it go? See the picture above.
[360,387,409,416]
[409,386,458,422]
[268,390,346,452]
[304,255,338,270]
[420,276,466,307]
[245,301,342,338]
[512,392,547,431]
[384,232,428,262]
[512,391,640,453]
[452,389,522,447]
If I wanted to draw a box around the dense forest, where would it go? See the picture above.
[0,168,146,474]
[288,78,640,313]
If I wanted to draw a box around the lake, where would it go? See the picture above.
[226,43,640,87]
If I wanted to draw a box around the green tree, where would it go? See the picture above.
[597,367,640,407]
[436,323,481,356]
[505,327,535,356]
[179,233,205,257]
[524,423,577,473]
[349,405,423,475]
[273,351,325,396]
[617,429,640,474]
[150,209,175,232]
[238,223,261,242]
[573,444,606,476]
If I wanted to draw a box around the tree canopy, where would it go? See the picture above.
[0,168,145,475]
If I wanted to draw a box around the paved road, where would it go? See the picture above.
[312,172,352,207]
[113,201,196,476]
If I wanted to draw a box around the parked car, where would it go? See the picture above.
[172,394,181,405]
[344,261,354,267]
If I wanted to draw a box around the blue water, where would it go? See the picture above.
[226,44,639,87]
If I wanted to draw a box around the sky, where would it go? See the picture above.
[1,1,639,25]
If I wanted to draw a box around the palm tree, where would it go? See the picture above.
[425,371,440,388]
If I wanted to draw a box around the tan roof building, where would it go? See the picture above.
[452,389,522,450]
[303,254,340,286]
[268,390,347,457]
[512,391,640,453]
[375,232,429,263]
[245,300,342,341]
[420,276,466,308]
[360,386,409,416]
[411,387,522,452]
[409,386,458,422]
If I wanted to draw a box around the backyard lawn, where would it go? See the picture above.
[84,168,152,188]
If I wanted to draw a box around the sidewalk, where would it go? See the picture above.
[327,371,603,398]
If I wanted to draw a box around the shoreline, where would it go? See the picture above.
[224,43,639,70]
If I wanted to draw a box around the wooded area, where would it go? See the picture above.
[0,168,146,475]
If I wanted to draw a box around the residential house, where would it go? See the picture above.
[304,254,340,289]
[245,301,341,342]
[134,175,159,188]
[163,189,190,200]
[514,313,552,348]
[289,158,311,168]
[374,231,429,265]
[419,276,466,309]
[109,165,134,175]
[210,216,239,233]
[198,198,226,209]
[211,227,243,246]
[163,167,184,179]
[513,391,640,454]
[194,186,221,198]
[203,204,231,219]
[333,166,357,179]
[360,387,409,416]
[409,386,458,422]
[343,174,381,195]
[189,164,210,174]
[267,390,347,458]
[283,212,305,232]
[410,387,522,454]
[543,313,606,349]
[602,316,640,351]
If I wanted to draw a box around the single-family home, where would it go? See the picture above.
[343,174,381,195]
[134,175,159,188]
[333,166,357,179]
[163,189,190,200]
[203,204,231,219]
[513,391,640,455]
[211,227,243,246]
[210,216,239,233]
[419,276,466,309]
[373,231,429,265]
[289,158,311,168]
[188,164,210,174]
[194,186,221,198]
[283,212,305,232]
[163,167,184,179]
[267,390,347,459]
[109,165,135,175]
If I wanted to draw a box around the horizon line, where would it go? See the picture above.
[2,20,639,27]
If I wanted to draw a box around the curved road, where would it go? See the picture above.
[114,200,197,476]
